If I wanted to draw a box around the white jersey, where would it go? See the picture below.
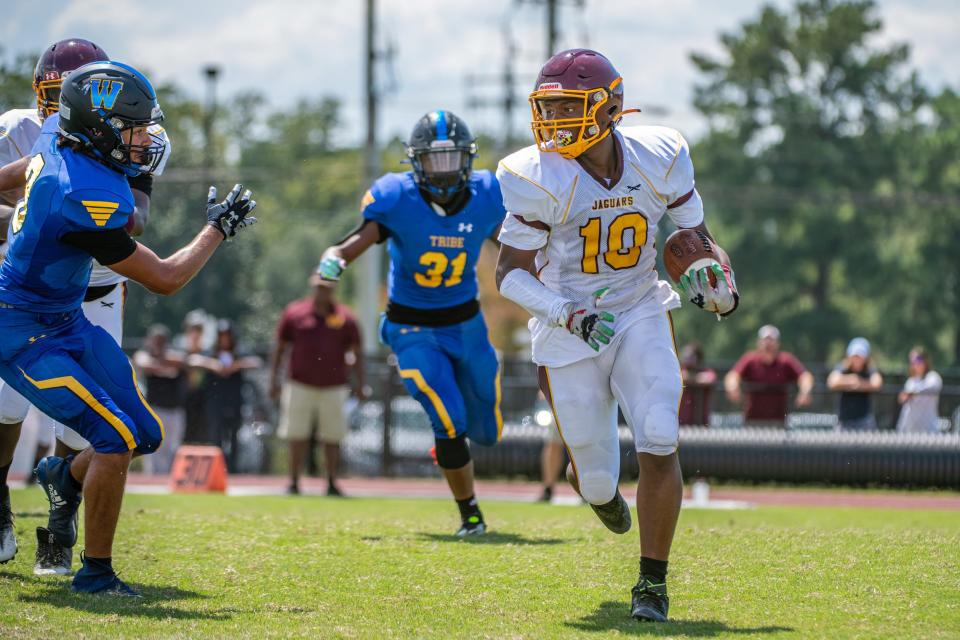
[497,125,704,367]
[0,109,42,206]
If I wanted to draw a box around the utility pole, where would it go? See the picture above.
[465,23,519,155]
[546,0,558,59]
[518,0,585,60]
[202,65,220,173]
[359,0,382,354]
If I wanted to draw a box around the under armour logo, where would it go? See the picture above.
[458,223,473,233]
[626,183,643,192]
[100,301,115,308]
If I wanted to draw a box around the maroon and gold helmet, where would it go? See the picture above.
[33,38,109,120]
[528,49,634,159]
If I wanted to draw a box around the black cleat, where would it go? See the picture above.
[537,486,553,503]
[326,482,344,497]
[456,513,486,537]
[631,575,669,622]
[72,554,141,598]
[589,491,632,534]
[0,488,15,563]
[34,527,73,575]
[35,456,82,548]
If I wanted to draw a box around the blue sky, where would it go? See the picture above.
[2,0,956,146]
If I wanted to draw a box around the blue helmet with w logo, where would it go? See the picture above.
[58,60,165,176]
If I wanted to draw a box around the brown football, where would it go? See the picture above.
[662,228,721,285]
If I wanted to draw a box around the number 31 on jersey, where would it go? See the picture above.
[415,251,467,288]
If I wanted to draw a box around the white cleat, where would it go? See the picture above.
[34,527,72,575]
[0,491,16,563]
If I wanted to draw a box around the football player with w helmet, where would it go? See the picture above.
[0,39,171,577]
[495,49,739,622]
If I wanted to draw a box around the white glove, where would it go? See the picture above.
[678,263,739,317]
[317,249,346,281]
[560,287,616,352]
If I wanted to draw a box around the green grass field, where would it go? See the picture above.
[2,489,959,639]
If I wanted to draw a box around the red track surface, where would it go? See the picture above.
[12,472,958,510]
[141,474,960,510]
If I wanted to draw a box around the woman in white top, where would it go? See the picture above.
[896,347,943,434]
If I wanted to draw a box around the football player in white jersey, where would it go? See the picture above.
[495,49,739,623]
[0,39,171,575]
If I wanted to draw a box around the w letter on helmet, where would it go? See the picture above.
[89,79,123,109]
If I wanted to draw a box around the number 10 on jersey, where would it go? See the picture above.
[579,212,648,273]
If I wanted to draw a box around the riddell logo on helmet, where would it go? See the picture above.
[537,82,562,91]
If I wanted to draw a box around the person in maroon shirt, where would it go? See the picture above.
[270,273,365,495]
[724,325,814,427]
[678,342,717,426]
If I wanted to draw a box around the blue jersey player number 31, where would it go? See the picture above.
[318,110,506,537]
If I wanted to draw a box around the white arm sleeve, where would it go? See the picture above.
[499,268,571,327]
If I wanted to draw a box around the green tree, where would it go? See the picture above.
[0,48,35,114]
[683,0,931,366]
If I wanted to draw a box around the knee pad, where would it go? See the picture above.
[641,403,679,448]
[578,469,618,505]
[55,423,90,452]
[434,434,471,469]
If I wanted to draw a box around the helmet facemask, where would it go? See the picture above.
[65,106,165,177]
[529,77,623,159]
[34,76,63,120]
[113,119,166,175]
[408,139,477,198]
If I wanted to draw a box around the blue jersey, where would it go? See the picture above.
[362,170,505,309]
[0,130,133,312]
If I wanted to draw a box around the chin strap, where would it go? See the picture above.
[612,108,642,126]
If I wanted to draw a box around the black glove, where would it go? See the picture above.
[206,183,257,239]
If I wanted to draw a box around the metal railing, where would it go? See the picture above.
[208,355,960,487]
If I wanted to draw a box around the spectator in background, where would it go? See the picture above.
[896,347,943,434]
[724,325,814,427]
[679,342,716,426]
[270,272,365,496]
[134,325,187,474]
[827,337,883,431]
[182,310,209,443]
[190,320,262,471]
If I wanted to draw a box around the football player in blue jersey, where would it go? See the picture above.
[318,111,505,536]
[0,61,256,596]
[0,39,173,576]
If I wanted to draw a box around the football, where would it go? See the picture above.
[662,228,721,284]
